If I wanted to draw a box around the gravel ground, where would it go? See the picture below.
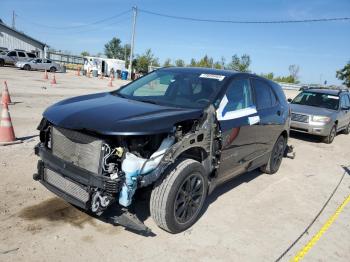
[0,67,349,262]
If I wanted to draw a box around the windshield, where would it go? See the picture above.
[292,91,339,110]
[115,70,226,108]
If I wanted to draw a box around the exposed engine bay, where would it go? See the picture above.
[34,106,220,232]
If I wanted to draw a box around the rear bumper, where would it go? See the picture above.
[34,143,121,209]
[290,120,332,136]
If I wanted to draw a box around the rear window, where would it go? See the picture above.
[27,53,36,58]
[292,92,339,110]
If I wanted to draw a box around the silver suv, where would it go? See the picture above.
[289,89,350,143]
[0,50,37,66]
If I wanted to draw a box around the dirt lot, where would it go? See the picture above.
[0,67,349,262]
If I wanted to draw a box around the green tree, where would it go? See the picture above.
[189,58,197,67]
[163,58,173,67]
[174,59,185,67]
[134,49,159,73]
[104,37,125,59]
[80,51,90,57]
[228,54,251,72]
[213,61,222,69]
[336,61,350,87]
[261,72,274,80]
[197,55,213,68]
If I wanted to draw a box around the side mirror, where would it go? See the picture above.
[287,98,292,103]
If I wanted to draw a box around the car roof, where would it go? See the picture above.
[157,67,240,77]
[302,88,347,96]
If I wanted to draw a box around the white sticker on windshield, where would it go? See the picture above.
[199,73,225,81]
[327,95,339,99]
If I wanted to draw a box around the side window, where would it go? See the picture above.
[46,59,52,63]
[35,59,42,63]
[220,78,254,116]
[27,53,36,58]
[252,79,276,109]
[18,52,26,57]
[341,95,350,108]
[8,51,17,57]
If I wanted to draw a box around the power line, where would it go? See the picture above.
[16,9,131,30]
[139,9,350,24]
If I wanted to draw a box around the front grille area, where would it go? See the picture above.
[51,127,103,174]
[291,113,309,123]
[44,168,90,203]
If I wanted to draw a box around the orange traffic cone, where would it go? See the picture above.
[99,73,104,80]
[51,74,57,85]
[111,73,115,81]
[108,77,113,87]
[76,67,80,76]
[0,103,22,146]
[87,69,91,78]
[44,70,48,80]
[1,81,12,105]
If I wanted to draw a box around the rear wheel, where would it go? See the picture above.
[323,125,336,144]
[49,66,57,72]
[150,159,208,233]
[23,64,31,70]
[260,135,286,174]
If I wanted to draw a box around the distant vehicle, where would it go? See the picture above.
[0,50,37,66]
[289,89,350,143]
[15,58,61,72]
[83,56,126,76]
[34,67,291,234]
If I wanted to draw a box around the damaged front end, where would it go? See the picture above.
[34,105,219,234]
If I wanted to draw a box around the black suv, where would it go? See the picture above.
[34,67,290,233]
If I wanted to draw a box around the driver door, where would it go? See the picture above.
[216,77,260,183]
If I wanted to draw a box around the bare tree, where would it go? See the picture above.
[288,65,300,81]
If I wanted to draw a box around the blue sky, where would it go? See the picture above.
[1,0,349,84]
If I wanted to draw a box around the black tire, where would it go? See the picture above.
[260,135,286,174]
[23,64,31,70]
[323,125,336,144]
[150,159,208,233]
[343,122,350,135]
[49,67,57,72]
[0,59,4,67]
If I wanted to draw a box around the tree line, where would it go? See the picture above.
[81,36,350,87]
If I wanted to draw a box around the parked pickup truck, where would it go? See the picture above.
[0,50,37,66]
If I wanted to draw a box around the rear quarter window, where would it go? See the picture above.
[251,78,277,109]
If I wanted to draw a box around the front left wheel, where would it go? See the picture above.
[150,159,208,233]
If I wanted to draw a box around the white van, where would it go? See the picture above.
[83,56,126,76]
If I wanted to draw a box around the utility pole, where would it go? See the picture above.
[12,10,16,29]
[128,6,137,80]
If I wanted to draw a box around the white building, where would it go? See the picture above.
[0,19,47,58]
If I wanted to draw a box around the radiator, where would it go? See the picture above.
[51,127,103,174]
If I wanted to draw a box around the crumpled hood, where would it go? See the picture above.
[290,103,336,116]
[43,92,203,135]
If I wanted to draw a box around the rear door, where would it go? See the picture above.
[251,78,282,156]
[339,94,350,129]
[7,51,17,64]
[216,76,260,182]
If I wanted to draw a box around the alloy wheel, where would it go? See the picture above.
[174,173,205,224]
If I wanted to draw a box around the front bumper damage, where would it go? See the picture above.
[34,143,153,235]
